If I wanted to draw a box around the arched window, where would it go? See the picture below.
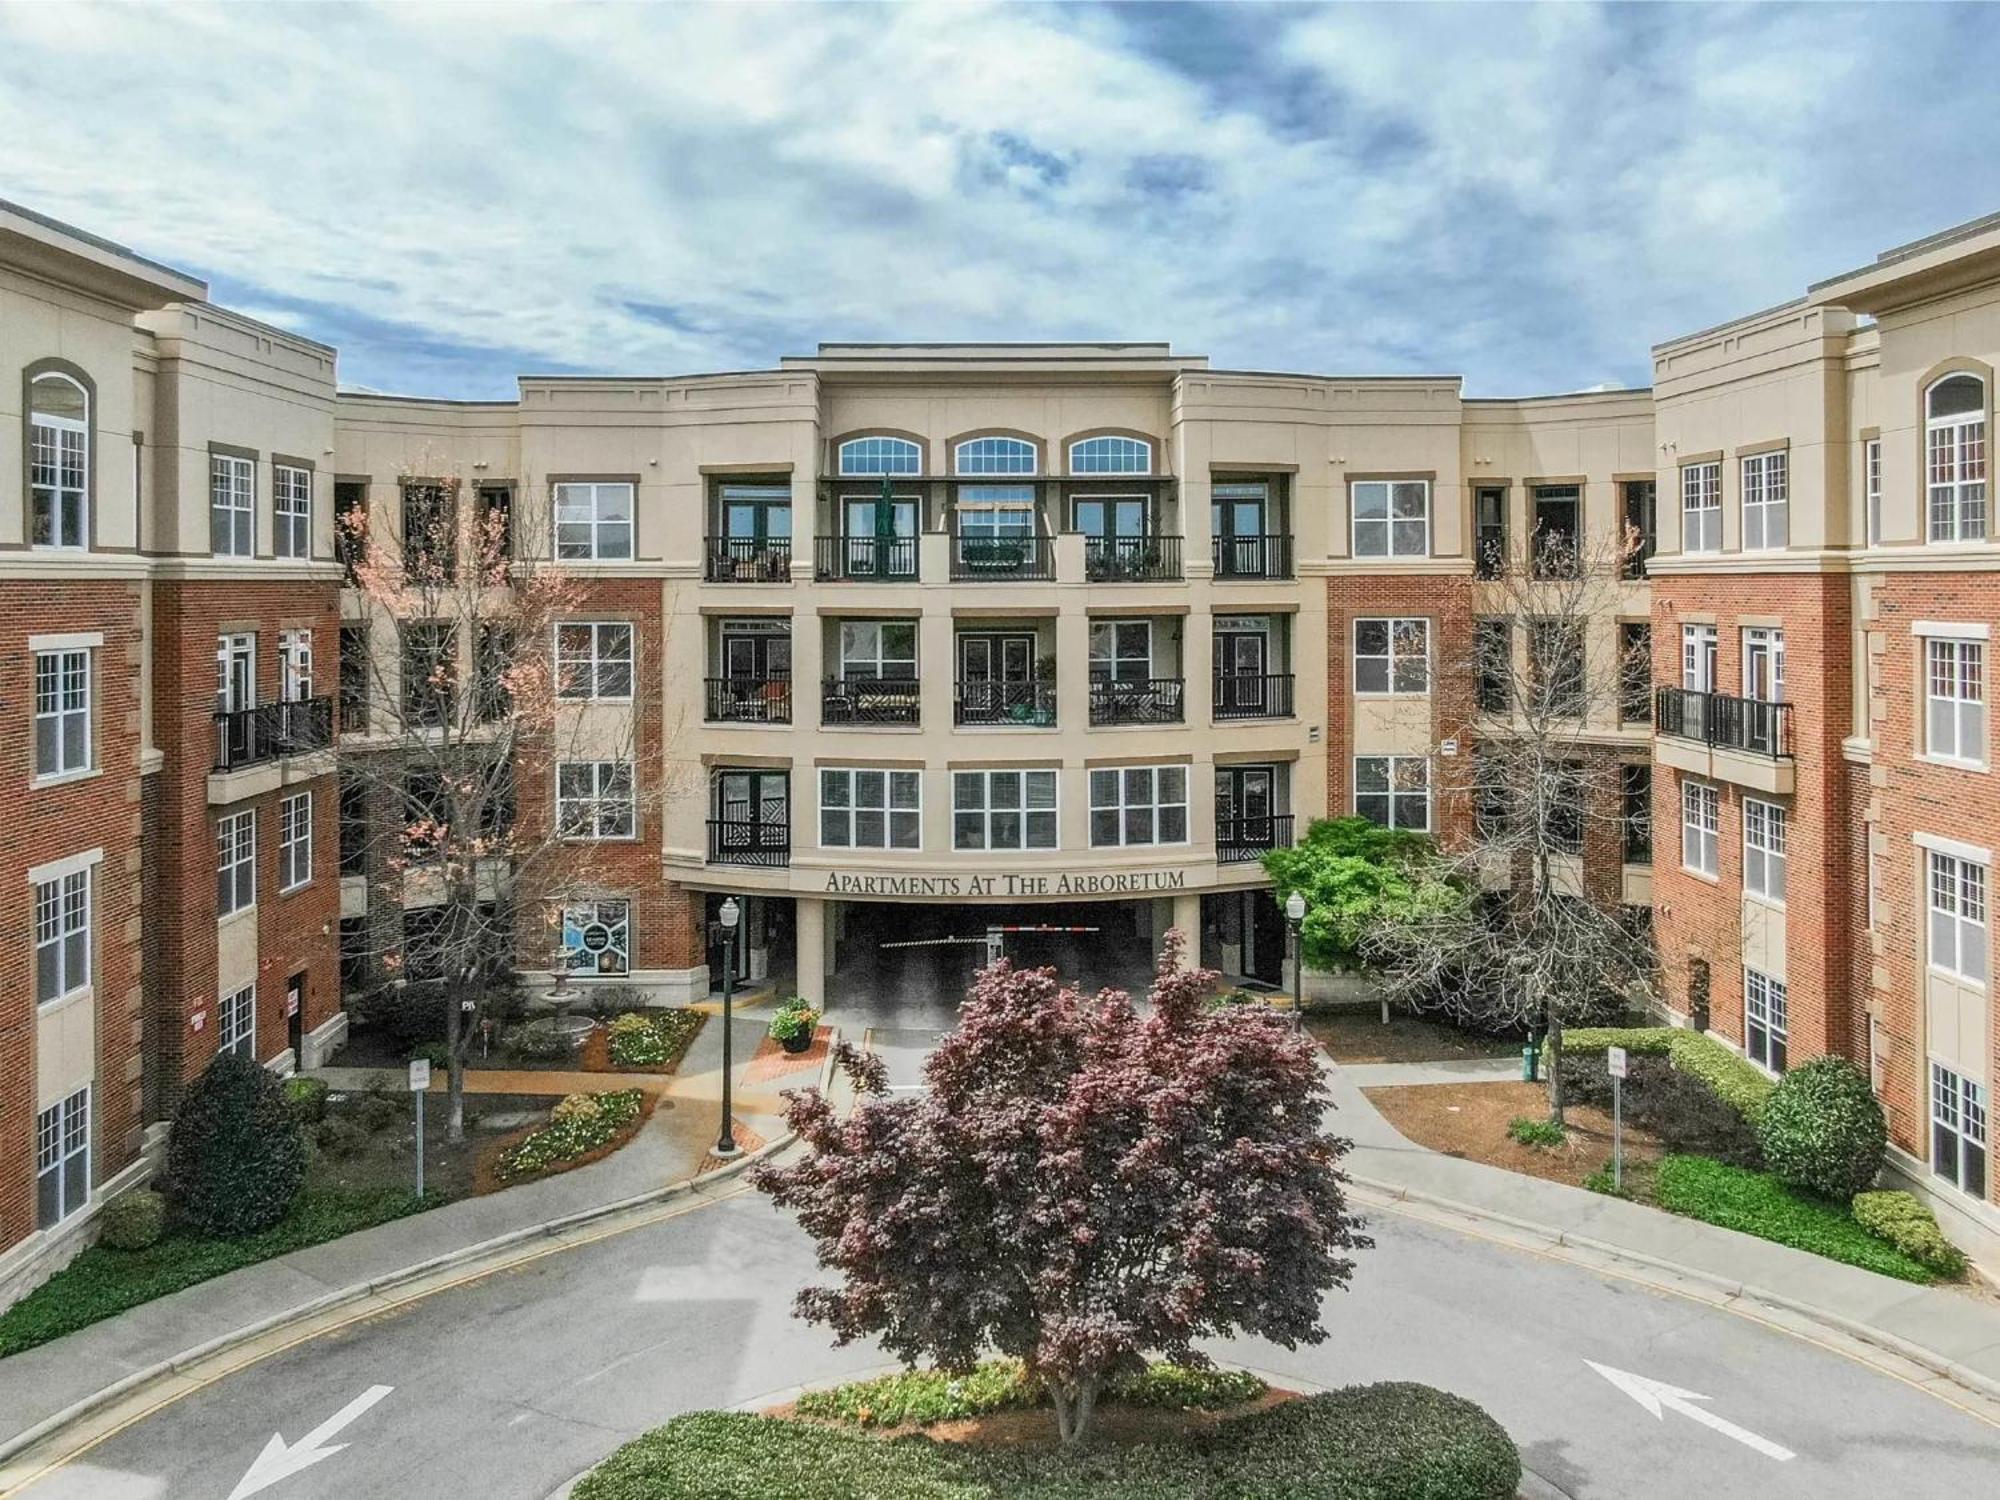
[1927,373,1987,544]
[1069,435,1152,475]
[29,372,88,549]
[953,436,1037,476]
[837,435,922,477]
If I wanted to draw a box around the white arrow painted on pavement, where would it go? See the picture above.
[1585,1361,1794,1462]
[226,1384,394,1499]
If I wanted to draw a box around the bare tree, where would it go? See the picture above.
[335,464,691,1140]
[1363,524,1655,1124]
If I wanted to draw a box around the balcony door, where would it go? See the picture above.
[713,769,787,850]
[721,621,790,682]
[959,632,1035,721]
[1743,626,1786,755]
[840,495,918,577]
[1681,624,1718,692]
[216,634,255,715]
[1216,764,1275,850]
[1212,482,1269,575]
[722,487,791,547]
[1074,496,1148,542]
[1216,616,1269,709]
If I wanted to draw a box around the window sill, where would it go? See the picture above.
[32,768,102,791]
[218,904,257,927]
[280,879,314,897]
[1679,865,1721,885]
[1915,753,1988,773]
[37,986,93,1017]
[1744,892,1786,913]
[1924,964,1988,992]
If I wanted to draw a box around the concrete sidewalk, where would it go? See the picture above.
[0,1012,817,1451]
[1326,1061,2000,1400]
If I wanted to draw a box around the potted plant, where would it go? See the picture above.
[769,997,820,1054]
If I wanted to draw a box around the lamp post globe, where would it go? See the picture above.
[715,897,742,1158]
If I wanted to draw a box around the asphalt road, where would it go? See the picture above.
[14,1187,2000,1500]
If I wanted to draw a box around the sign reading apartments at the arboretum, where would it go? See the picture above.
[822,868,1192,898]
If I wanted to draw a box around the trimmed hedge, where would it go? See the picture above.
[794,1361,1266,1429]
[1652,1156,1934,1283]
[1557,1053,1762,1167]
[162,1054,307,1237]
[98,1190,165,1251]
[1852,1191,1967,1278]
[1757,1058,1886,1200]
[576,1383,1519,1500]
[1556,1028,1775,1122]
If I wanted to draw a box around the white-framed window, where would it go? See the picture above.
[1354,755,1429,831]
[1927,848,1988,984]
[1925,637,1985,765]
[1931,1061,1989,1199]
[274,463,312,559]
[839,619,918,678]
[1743,799,1787,904]
[1069,435,1152,475]
[1353,617,1430,695]
[29,372,88,549]
[954,769,1058,851]
[36,1088,89,1228]
[1681,461,1721,553]
[34,648,91,777]
[279,791,314,892]
[218,984,256,1059]
[820,768,921,850]
[554,482,634,560]
[1089,764,1188,847]
[210,452,255,557]
[560,898,631,976]
[1740,451,1789,551]
[1681,780,1719,876]
[1089,618,1153,682]
[1926,373,1986,543]
[556,761,635,839]
[280,629,313,702]
[1745,969,1788,1074]
[1865,437,1883,546]
[838,435,922,476]
[954,436,1037,475]
[34,867,90,1006]
[1681,622,1718,692]
[217,809,256,915]
[955,484,1037,539]
[1350,480,1429,558]
[216,632,255,715]
[555,621,635,700]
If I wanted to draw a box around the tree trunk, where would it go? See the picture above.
[445,971,466,1144]
[1546,1008,1566,1126]
[1048,1377,1103,1446]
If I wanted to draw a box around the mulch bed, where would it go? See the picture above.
[744,1026,829,1086]
[472,1091,661,1195]
[1308,1012,1518,1066]
[766,1389,1298,1450]
[1365,1080,1664,1190]
[575,1011,708,1074]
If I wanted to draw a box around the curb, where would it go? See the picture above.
[0,1039,841,1476]
[1348,1173,2000,1407]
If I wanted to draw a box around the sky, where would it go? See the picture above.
[3,1,1999,400]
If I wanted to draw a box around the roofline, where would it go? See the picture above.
[336,389,520,408]
[0,196,206,300]
[1809,208,2000,293]
[1651,294,1815,356]
[1464,386,1655,405]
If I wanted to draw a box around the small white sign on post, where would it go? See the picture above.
[1607,1045,1628,1080]
[408,1058,430,1199]
[1607,1047,1628,1191]
[407,1058,431,1092]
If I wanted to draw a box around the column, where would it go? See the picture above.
[796,895,828,1011]
[1172,890,1203,969]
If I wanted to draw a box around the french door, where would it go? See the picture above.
[1212,484,1269,576]
[1216,765,1276,851]
[1743,626,1786,754]
[1074,496,1148,540]
[841,495,918,577]
[1215,623,1268,714]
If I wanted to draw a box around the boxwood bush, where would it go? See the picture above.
[162,1053,307,1237]
[1852,1190,1966,1277]
[98,1189,165,1252]
[575,1382,1519,1500]
[1557,1053,1762,1166]
[1756,1057,1886,1201]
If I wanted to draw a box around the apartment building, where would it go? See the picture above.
[0,204,344,1305]
[1652,213,2000,1258]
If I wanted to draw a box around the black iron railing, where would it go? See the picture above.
[1213,672,1294,720]
[705,676,793,724]
[1212,534,1293,580]
[214,698,333,772]
[707,816,790,867]
[822,677,921,726]
[814,535,919,581]
[1654,687,1793,759]
[704,537,792,583]
[1084,535,1181,582]
[955,680,1057,726]
[951,533,1055,582]
[1217,812,1295,863]
[1089,677,1184,726]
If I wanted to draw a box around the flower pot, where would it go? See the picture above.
[780,1028,813,1054]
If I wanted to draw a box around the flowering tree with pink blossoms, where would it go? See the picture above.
[755,931,1370,1445]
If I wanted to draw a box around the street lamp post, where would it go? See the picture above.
[714,897,741,1158]
[1285,891,1307,1033]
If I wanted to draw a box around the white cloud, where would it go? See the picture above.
[0,1,1993,397]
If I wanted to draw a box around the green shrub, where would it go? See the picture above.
[98,1190,165,1251]
[1110,1363,1267,1412]
[162,1053,307,1238]
[355,1091,404,1135]
[576,1383,1519,1500]
[1757,1057,1886,1201]
[494,1090,643,1183]
[1852,1190,1967,1278]
[1653,1155,1933,1283]
[283,1076,329,1124]
[1558,1027,1775,1122]
[1507,1116,1565,1149]
[1558,1053,1763,1167]
[1581,1167,1632,1200]
[507,1017,580,1061]
[409,1041,451,1071]
[606,1009,702,1069]
[350,983,452,1051]
[769,998,820,1045]
[315,1117,370,1159]
[793,1361,1268,1429]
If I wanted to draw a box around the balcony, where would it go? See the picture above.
[814,535,919,582]
[1212,534,1293,580]
[822,677,921,726]
[1213,672,1294,721]
[956,679,1057,727]
[1090,677,1185,727]
[704,537,792,583]
[950,534,1055,582]
[338,692,368,735]
[214,698,333,772]
[1653,687,1795,795]
[706,676,793,725]
[1217,812,1295,864]
[1084,535,1182,583]
[708,816,790,868]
